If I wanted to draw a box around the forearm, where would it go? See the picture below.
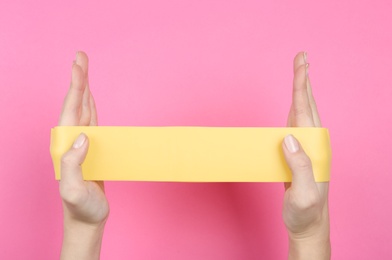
[60,218,106,260]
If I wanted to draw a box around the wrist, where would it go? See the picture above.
[64,216,106,235]
[288,218,330,260]
[63,216,107,246]
[61,218,107,260]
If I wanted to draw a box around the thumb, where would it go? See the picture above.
[282,134,315,190]
[60,133,89,185]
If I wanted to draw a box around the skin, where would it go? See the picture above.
[59,52,109,260]
[58,51,330,259]
[283,52,331,259]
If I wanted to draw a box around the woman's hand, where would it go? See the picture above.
[282,52,331,259]
[59,52,109,260]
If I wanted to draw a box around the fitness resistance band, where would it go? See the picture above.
[50,126,331,182]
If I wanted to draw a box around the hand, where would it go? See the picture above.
[282,52,331,259]
[59,52,109,260]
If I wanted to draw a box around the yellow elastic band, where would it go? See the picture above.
[50,126,331,182]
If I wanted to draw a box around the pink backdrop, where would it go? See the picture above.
[1,0,391,259]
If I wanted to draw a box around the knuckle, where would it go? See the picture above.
[295,154,313,171]
[292,105,312,118]
[59,185,85,206]
[61,152,75,167]
[295,63,307,74]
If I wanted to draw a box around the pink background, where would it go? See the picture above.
[1,0,391,259]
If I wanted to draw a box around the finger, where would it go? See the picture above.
[75,51,89,76]
[286,107,294,127]
[306,71,322,127]
[59,133,89,201]
[89,93,98,126]
[282,135,316,192]
[79,85,91,126]
[291,64,314,127]
[59,63,86,126]
[286,51,307,128]
[293,51,307,73]
[76,51,98,126]
[75,51,91,126]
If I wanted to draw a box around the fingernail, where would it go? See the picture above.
[284,135,299,153]
[75,51,79,59]
[73,133,86,149]
[303,51,307,63]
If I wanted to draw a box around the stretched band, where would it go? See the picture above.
[50,126,331,182]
